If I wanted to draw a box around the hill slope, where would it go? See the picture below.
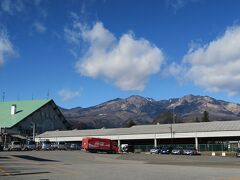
[60,95,240,129]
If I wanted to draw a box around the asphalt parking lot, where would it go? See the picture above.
[0,151,240,180]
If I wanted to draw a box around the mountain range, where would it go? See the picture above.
[60,94,240,129]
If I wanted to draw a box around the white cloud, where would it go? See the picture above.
[58,89,80,101]
[33,22,46,33]
[65,19,165,91]
[172,26,240,95]
[0,0,24,15]
[0,27,15,65]
[64,13,83,45]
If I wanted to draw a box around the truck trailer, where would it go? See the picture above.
[82,137,118,154]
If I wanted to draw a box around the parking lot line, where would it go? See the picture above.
[0,165,11,176]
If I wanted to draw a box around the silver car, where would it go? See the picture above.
[150,147,161,154]
[41,141,52,150]
[171,147,183,155]
[183,148,198,155]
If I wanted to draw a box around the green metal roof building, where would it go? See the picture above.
[0,99,70,141]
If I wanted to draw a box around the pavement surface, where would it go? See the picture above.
[0,151,239,180]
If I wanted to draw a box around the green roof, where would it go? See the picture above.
[0,99,51,128]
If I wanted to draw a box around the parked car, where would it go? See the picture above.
[8,141,22,151]
[150,147,161,154]
[236,149,240,157]
[56,142,68,150]
[70,143,81,150]
[160,147,172,154]
[51,142,58,150]
[183,148,198,155]
[0,144,3,151]
[171,147,183,155]
[22,140,36,151]
[51,142,68,150]
[41,141,52,150]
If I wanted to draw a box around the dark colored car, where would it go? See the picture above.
[183,148,198,155]
[236,149,240,157]
[150,147,161,154]
[56,142,68,150]
[51,142,67,150]
[0,144,3,151]
[22,140,36,151]
[70,143,81,150]
[171,147,183,155]
[160,147,172,154]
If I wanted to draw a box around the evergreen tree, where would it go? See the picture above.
[202,111,209,122]
[127,119,136,127]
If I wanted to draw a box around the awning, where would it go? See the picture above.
[11,134,27,140]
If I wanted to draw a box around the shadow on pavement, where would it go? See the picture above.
[10,171,50,176]
[12,155,59,162]
[0,156,10,159]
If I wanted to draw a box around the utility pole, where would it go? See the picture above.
[4,128,7,149]
[172,106,175,124]
[171,104,177,146]
[32,123,36,141]
[170,125,173,146]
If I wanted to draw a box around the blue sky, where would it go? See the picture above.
[1,0,240,108]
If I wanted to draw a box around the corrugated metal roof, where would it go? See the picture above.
[0,99,51,128]
[38,120,240,138]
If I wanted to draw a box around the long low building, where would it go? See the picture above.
[36,120,240,151]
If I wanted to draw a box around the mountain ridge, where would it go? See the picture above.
[60,94,240,129]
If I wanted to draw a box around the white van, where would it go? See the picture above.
[9,141,21,151]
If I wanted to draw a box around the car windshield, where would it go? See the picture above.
[162,147,170,149]
[28,141,35,145]
[43,141,51,144]
[13,142,20,145]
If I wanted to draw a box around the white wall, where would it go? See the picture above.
[35,130,240,142]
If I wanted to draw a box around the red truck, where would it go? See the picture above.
[82,137,118,154]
